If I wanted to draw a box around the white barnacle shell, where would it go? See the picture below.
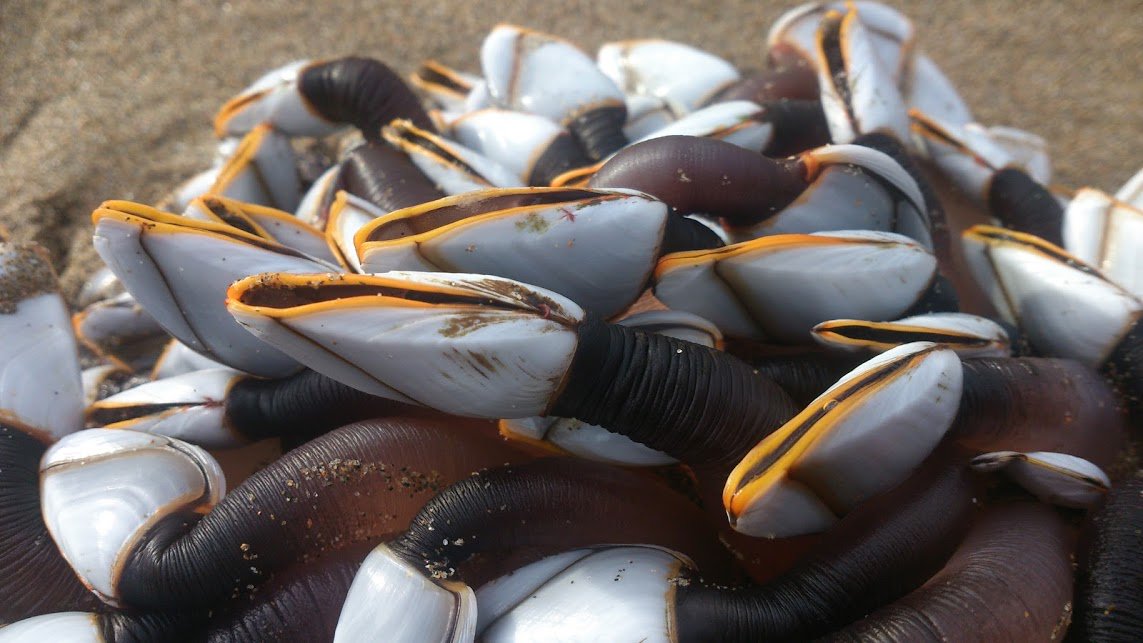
[334,544,476,643]
[227,271,583,418]
[962,225,1142,366]
[87,368,247,449]
[971,451,1110,508]
[654,230,936,342]
[209,124,303,212]
[481,25,625,124]
[92,200,338,377]
[40,429,225,606]
[1062,188,1143,298]
[213,59,343,139]
[0,240,83,442]
[813,312,1010,358]
[0,613,105,642]
[725,342,963,538]
[476,546,691,642]
[597,39,740,115]
[354,187,667,319]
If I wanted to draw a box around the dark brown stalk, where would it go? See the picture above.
[589,136,808,226]
[0,423,101,621]
[387,458,736,582]
[114,417,531,610]
[1069,469,1143,641]
[676,452,978,641]
[824,502,1074,641]
[299,57,434,138]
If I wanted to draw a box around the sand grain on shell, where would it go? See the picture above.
[1,1,1139,299]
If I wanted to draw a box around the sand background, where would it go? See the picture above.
[1,0,1140,300]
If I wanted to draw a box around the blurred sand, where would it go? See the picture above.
[1,0,1140,297]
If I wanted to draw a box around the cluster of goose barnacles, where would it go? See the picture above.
[1,1,1140,641]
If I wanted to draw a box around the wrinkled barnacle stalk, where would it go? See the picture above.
[481,25,629,160]
[225,271,799,468]
[1070,469,1143,641]
[214,56,434,140]
[825,503,1074,641]
[331,141,447,216]
[676,452,977,641]
[709,47,821,106]
[37,418,530,611]
[333,450,977,642]
[331,459,735,642]
[0,239,101,621]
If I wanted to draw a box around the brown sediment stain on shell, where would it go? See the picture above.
[438,312,506,338]
[0,241,58,313]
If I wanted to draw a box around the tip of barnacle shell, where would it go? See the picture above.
[334,544,476,643]
[0,612,104,642]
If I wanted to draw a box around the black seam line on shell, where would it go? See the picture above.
[132,235,209,356]
[247,154,280,210]
[415,63,469,95]
[392,129,487,183]
[821,14,857,133]
[732,346,929,489]
[988,168,1064,246]
[256,317,432,411]
[675,457,976,641]
[298,57,434,138]
[363,190,608,243]
[973,226,1095,278]
[550,316,798,466]
[87,401,198,426]
[824,323,990,347]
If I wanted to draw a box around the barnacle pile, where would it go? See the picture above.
[1,2,1141,641]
